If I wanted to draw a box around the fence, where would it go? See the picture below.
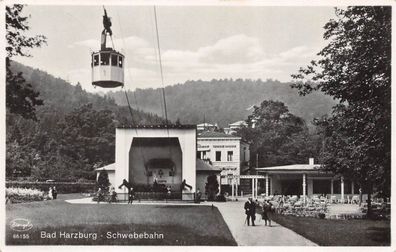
[115,192,198,202]
[6,181,96,193]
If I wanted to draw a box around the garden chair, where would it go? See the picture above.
[351,195,359,204]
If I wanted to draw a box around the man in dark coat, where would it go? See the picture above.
[244,197,256,226]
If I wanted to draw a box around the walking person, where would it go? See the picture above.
[109,186,117,203]
[244,197,256,226]
[52,186,58,200]
[48,187,53,200]
[97,188,103,204]
[128,187,134,204]
[262,199,273,226]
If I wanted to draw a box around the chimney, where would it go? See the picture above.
[309,158,314,165]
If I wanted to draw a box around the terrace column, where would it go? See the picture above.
[218,175,221,194]
[341,176,345,203]
[235,178,238,197]
[331,179,334,195]
[265,174,269,196]
[303,174,307,204]
[231,177,235,200]
[351,181,355,195]
[255,178,258,198]
[251,178,255,198]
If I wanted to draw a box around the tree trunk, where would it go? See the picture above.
[367,182,373,219]
[359,186,362,207]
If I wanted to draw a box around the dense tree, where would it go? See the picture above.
[97,170,110,192]
[291,7,391,215]
[6,4,46,120]
[205,174,219,201]
[236,100,319,168]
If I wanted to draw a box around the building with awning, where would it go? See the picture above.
[197,131,250,189]
[253,158,359,202]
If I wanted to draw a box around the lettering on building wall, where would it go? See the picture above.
[213,145,237,148]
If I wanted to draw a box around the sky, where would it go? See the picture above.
[13,5,337,93]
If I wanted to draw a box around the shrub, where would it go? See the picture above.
[215,194,226,202]
[6,187,44,203]
[97,171,110,192]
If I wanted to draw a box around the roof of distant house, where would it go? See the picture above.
[95,163,115,171]
[198,131,241,139]
[196,159,221,172]
[197,123,216,127]
[229,120,247,126]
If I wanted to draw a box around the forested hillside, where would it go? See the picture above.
[108,79,337,127]
[6,61,165,181]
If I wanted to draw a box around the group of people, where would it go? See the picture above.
[244,197,274,226]
[97,186,119,203]
[48,186,58,200]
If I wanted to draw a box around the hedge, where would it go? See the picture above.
[6,187,45,203]
[6,181,96,194]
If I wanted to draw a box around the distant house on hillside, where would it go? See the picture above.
[224,120,248,134]
[197,122,218,132]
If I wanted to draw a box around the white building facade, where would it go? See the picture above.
[197,132,250,186]
[112,125,196,200]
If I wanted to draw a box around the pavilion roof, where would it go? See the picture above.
[256,164,322,171]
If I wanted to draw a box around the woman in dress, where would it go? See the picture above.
[48,187,53,200]
[262,200,273,226]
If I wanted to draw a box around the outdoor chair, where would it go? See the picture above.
[330,195,337,204]
[351,195,359,204]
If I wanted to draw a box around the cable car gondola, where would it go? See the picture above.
[91,8,124,88]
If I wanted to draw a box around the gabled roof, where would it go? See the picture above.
[95,163,115,171]
[197,123,216,127]
[229,120,247,126]
[196,159,221,172]
[198,131,241,139]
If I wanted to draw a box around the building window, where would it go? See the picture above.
[197,151,207,159]
[227,151,233,161]
[216,151,221,161]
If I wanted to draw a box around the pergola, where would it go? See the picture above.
[228,162,357,203]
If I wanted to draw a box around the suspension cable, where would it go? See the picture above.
[153,6,169,125]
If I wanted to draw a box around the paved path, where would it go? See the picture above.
[212,200,317,246]
[66,197,316,246]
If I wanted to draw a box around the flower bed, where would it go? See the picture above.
[6,181,96,193]
[274,199,328,218]
[6,187,45,203]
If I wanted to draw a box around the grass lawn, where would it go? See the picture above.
[6,194,236,246]
[271,213,390,246]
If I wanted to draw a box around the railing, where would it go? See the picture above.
[116,192,197,202]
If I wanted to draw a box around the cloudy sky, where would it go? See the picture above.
[14,5,336,93]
